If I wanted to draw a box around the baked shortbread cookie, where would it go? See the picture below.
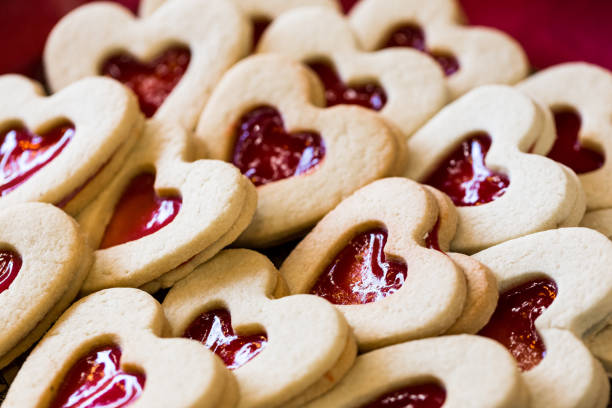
[257,7,448,140]
[44,0,250,129]
[474,228,612,408]
[348,0,528,99]
[3,288,237,408]
[303,335,528,408]
[77,119,257,294]
[163,249,356,408]
[281,177,497,350]
[0,75,143,215]
[0,203,92,369]
[518,63,612,211]
[195,54,402,248]
[405,85,585,253]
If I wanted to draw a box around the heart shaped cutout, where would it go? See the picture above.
[100,172,182,249]
[0,124,74,197]
[424,133,509,207]
[364,383,446,408]
[101,46,191,118]
[310,227,408,305]
[479,278,557,371]
[307,62,387,111]
[183,308,268,370]
[0,250,22,294]
[232,106,326,187]
[49,345,145,408]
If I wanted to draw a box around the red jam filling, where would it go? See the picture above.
[338,0,360,14]
[183,308,268,370]
[381,24,460,76]
[100,173,182,249]
[479,278,557,371]
[363,383,446,408]
[49,345,145,408]
[424,219,442,252]
[310,228,407,305]
[101,47,191,118]
[231,106,325,187]
[252,19,271,50]
[546,110,604,174]
[424,133,509,207]
[0,124,74,197]
[307,62,387,111]
[0,250,22,294]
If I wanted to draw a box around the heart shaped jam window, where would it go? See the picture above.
[307,62,387,111]
[479,278,557,371]
[310,228,407,305]
[101,46,191,118]
[546,110,604,174]
[232,106,325,187]
[0,250,22,294]
[363,383,446,408]
[100,173,182,249]
[49,345,145,408]
[0,123,74,197]
[183,308,268,370]
[424,133,509,207]
[381,24,460,77]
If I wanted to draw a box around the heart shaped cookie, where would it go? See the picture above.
[348,0,529,99]
[195,54,402,247]
[44,0,250,129]
[77,119,257,294]
[0,75,143,215]
[163,249,356,408]
[3,288,237,408]
[405,85,585,253]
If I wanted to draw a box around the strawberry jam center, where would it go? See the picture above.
[101,47,191,118]
[381,24,460,76]
[363,383,446,408]
[307,62,387,111]
[338,0,360,14]
[424,219,442,252]
[310,228,407,305]
[232,106,325,187]
[479,278,557,371]
[424,133,509,207]
[100,173,182,249]
[49,345,145,408]
[183,308,268,370]
[546,110,604,174]
[0,124,73,197]
[0,250,22,294]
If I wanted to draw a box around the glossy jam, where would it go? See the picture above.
[183,308,267,370]
[310,228,407,305]
[308,62,387,111]
[424,133,509,207]
[0,250,22,294]
[546,110,604,174]
[424,219,441,252]
[232,106,325,187]
[338,0,360,14]
[100,173,182,249]
[101,47,191,118]
[49,345,145,408]
[479,278,557,371]
[252,19,271,50]
[0,124,74,197]
[382,24,460,76]
[363,383,446,408]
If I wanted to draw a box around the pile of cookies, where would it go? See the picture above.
[1,0,611,407]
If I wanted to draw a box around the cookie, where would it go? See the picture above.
[163,249,356,408]
[474,228,612,408]
[77,119,257,294]
[0,75,143,215]
[0,203,92,369]
[348,0,529,99]
[257,7,448,141]
[194,54,403,247]
[405,85,586,253]
[518,63,612,211]
[3,288,237,408]
[44,0,250,129]
[303,335,528,408]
